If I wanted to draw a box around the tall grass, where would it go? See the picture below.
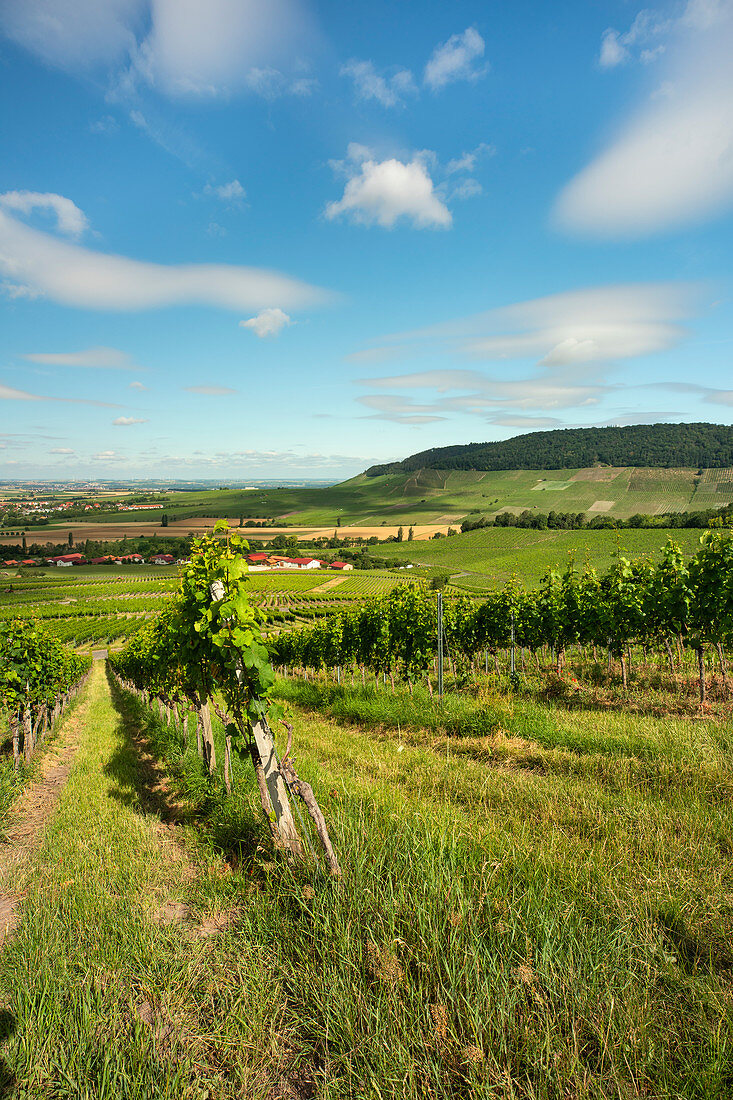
[111,673,733,1097]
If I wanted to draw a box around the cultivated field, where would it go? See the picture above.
[378,526,712,587]
[0,565,415,651]
[13,465,733,538]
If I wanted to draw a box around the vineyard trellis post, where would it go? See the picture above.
[437,591,444,699]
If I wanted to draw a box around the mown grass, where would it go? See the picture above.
[2,664,732,1097]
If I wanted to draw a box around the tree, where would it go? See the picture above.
[430,570,450,591]
[397,526,404,542]
[408,526,414,541]
[67,531,73,547]
[161,513,169,528]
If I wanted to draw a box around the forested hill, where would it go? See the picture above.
[365,423,733,476]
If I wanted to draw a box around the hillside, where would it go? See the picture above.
[366,422,733,476]
[30,463,733,532]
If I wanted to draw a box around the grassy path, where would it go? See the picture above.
[1,663,732,1097]
[0,663,286,1099]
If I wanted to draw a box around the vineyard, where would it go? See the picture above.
[0,566,412,652]
[0,526,731,1096]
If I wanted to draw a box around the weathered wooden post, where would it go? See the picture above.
[437,591,444,700]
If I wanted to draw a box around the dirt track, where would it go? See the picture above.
[1,520,451,545]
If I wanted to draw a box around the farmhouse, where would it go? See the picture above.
[245,553,325,571]
[48,553,85,566]
[150,554,175,565]
[330,561,353,571]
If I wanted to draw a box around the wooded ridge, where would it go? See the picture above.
[365,423,733,476]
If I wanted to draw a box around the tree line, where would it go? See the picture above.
[366,422,733,476]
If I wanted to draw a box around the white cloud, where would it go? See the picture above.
[446,143,495,174]
[1,282,42,300]
[386,283,697,365]
[0,384,43,402]
[357,394,447,425]
[449,178,483,201]
[424,27,487,90]
[23,346,138,369]
[113,416,148,425]
[0,0,145,71]
[130,0,312,99]
[0,201,330,311]
[129,381,146,390]
[90,450,119,461]
[204,179,246,204]
[240,307,293,337]
[0,0,314,100]
[90,114,119,134]
[0,382,119,407]
[325,146,452,229]
[50,447,76,454]
[340,59,417,108]
[352,282,702,422]
[563,2,733,236]
[599,29,630,68]
[0,191,88,237]
[184,384,238,395]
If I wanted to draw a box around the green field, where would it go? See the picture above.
[0,565,414,650]
[379,526,711,588]
[35,465,733,531]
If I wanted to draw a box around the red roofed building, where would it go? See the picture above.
[330,561,354,571]
[276,556,323,570]
[49,553,85,566]
[150,554,175,565]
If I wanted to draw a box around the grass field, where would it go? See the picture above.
[378,526,711,587]
[0,663,730,1096]
[21,465,733,535]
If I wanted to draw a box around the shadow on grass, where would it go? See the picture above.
[658,910,733,974]
[0,1010,17,1097]
[103,668,265,868]
[103,673,192,826]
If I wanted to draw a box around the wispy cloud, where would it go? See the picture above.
[557,0,733,236]
[203,179,246,204]
[0,197,331,311]
[0,191,88,237]
[183,384,238,395]
[342,27,488,110]
[0,382,121,407]
[340,59,417,108]
[0,0,315,101]
[351,282,704,423]
[424,27,487,90]
[113,416,148,425]
[23,347,141,369]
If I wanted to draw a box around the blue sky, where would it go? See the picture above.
[1,0,733,480]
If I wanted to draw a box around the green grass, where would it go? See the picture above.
[378,526,710,587]
[3,664,729,1096]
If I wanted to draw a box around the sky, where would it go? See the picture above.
[1,0,733,481]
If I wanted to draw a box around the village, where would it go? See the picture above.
[1,550,355,571]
